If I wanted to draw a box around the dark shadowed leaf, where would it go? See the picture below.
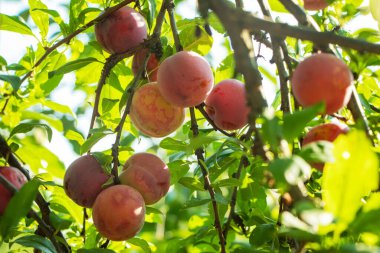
[9,122,53,142]
[0,74,21,91]
[14,235,57,253]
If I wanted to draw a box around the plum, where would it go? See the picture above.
[0,166,27,215]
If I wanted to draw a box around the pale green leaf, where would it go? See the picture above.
[0,13,33,36]
[29,0,49,40]
[322,130,379,231]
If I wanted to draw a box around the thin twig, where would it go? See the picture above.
[189,107,226,253]
[195,103,236,137]
[223,155,248,238]
[167,1,183,52]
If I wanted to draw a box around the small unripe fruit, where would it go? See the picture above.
[95,6,147,54]
[291,53,353,115]
[64,155,110,208]
[302,122,349,171]
[130,82,185,137]
[157,51,214,107]
[304,0,329,10]
[92,185,145,241]
[205,79,250,130]
[132,49,159,81]
[0,166,27,215]
[119,153,170,205]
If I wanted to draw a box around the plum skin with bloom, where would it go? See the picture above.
[0,166,27,215]
[92,185,145,241]
[157,51,214,107]
[129,82,185,137]
[119,152,170,205]
[205,79,250,131]
[291,53,353,115]
[63,155,110,208]
[95,6,147,54]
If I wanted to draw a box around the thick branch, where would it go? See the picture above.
[211,1,380,54]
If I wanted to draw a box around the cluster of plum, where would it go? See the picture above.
[95,5,251,138]
[63,152,170,241]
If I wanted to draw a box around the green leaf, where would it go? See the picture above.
[183,198,211,208]
[49,57,100,78]
[178,177,205,191]
[14,235,57,253]
[298,141,334,164]
[0,74,21,91]
[268,0,289,13]
[101,98,119,114]
[21,111,63,131]
[0,13,33,36]
[65,130,85,145]
[80,130,113,155]
[9,122,53,142]
[77,249,115,253]
[127,238,151,253]
[269,156,311,192]
[249,224,276,247]
[283,103,325,142]
[0,179,41,240]
[322,130,379,232]
[159,138,187,151]
[167,160,190,185]
[213,178,240,188]
[29,0,49,40]
[179,24,213,55]
[43,100,75,117]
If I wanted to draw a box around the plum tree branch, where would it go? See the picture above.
[223,155,249,238]
[257,0,291,113]
[111,55,149,184]
[189,107,226,253]
[167,1,183,52]
[195,103,236,137]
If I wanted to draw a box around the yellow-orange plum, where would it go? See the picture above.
[304,0,329,10]
[92,185,145,241]
[157,51,214,107]
[64,155,110,208]
[291,53,353,115]
[205,79,250,131]
[95,6,147,54]
[129,82,185,137]
[119,153,170,205]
